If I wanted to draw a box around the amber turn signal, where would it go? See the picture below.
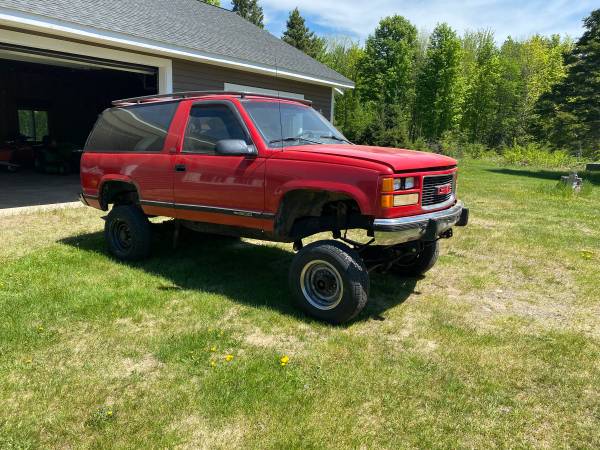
[381,194,394,208]
[381,178,394,192]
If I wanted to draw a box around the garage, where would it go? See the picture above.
[0,0,353,211]
[0,44,158,209]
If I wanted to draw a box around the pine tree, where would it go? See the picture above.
[535,9,600,154]
[201,0,220,6]
[414,23,462,141]
[282,8,324,59]
[231,0,264,29]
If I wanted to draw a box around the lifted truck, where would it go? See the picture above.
[80,91,469,323]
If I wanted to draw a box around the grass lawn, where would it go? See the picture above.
[1,160,599,449]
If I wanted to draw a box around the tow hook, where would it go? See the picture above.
[293,240,303,252]
[440,228,453,239]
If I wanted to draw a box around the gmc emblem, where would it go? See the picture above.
[436,184,452,195]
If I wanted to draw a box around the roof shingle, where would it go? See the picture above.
[0,0,353,86]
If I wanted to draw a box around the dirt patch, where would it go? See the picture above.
[114,314,164,336]
[171,415,247,450]
[119,354,163,377]
[243,327,307,354]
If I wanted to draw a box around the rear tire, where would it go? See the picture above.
[390,240,439,276]
[289,240,369,324]
[105,204,152,260]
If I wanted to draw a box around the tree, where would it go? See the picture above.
[357,15,419,146]
[358,15,418,106]
[318,37,368,140]
[201,0,220,6]
[414,23,463,141]
[534,9,600,154]
[282,8,325,59]
[460,30,502,145]
[494,34,570,146]
[231,0,264,29]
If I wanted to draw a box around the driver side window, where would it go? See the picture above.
[183,103,248,154]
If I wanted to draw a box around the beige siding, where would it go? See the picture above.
[172,59,333,119]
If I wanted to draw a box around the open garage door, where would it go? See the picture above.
[0,44,158,209]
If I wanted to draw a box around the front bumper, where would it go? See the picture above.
[372,201,468,245]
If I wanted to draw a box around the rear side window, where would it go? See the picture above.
[85,102,178,152]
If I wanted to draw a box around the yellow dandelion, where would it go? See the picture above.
[581,250,594,259]
[210,346,217,352]
[210,360,216,368]
[225,354,234,362]
[107,410,113,417]
[280,355,289,365]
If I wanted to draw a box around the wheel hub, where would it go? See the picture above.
[112,220,132,250]
[300,260,344,310]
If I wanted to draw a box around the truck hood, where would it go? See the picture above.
[286,144,456,172]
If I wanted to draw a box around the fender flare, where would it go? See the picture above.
[275,180,373,216]
[98,175,141,210]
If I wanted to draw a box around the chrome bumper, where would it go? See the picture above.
[372,201,468,245]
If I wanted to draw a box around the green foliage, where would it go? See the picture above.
[282,8,324,59]
[231,0,264,28]
[460,31,501,146]
[318,38,370,140]
[534,9,600,156]
[358,15,418,107]
[494,35,571,147]
[315,11,595,158]
[500,143,576,168]
[201,0,220,6]
[414,23,463,141]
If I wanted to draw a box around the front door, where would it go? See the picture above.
[173,101,266,227]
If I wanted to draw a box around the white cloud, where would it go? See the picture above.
[252,0,595,42]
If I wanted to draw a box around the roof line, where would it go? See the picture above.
[0,7,355,90]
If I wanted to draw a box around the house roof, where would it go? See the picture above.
[0,0,354,88]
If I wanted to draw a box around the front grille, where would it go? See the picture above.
[422,174,454,207]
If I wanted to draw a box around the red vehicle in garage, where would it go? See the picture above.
[80,91,468,323]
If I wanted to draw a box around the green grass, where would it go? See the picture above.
[1,160,599,448]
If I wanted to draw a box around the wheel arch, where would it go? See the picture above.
[273,188,372,240]
[98,177,141,211]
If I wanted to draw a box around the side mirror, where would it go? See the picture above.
[215,139,256,156]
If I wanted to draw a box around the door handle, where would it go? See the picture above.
[174,164,186,172]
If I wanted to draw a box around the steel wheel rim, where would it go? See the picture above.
[111,220,132,252]
[300,259,343,310]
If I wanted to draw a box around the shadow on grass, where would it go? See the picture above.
[60,222,417,325]
[487,167,600,185]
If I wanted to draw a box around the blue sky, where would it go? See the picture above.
[223,0,596,43]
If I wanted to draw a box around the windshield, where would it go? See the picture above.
[242,101,350,147]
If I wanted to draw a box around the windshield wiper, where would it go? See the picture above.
[269,136,322,145]
[321,135,352,144]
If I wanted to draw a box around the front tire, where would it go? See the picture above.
[289,240,369,324]
[104,205,152,261]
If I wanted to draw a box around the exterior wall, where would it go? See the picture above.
[0,25,335,119]
[172,59,333,119]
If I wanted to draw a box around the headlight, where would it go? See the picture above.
[382,176,416,192]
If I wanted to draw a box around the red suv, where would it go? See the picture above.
[80,91,468,323]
